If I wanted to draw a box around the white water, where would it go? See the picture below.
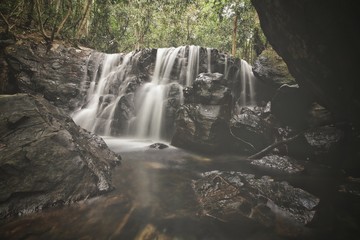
[239,59,256,106]
[207,48,212,73]
[72,46,257,141]
[135,46,200,140]
[72,52,138,135]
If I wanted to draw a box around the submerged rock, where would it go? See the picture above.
[0,94,120,219]
[149,143,169,149]
[193,171,319,229]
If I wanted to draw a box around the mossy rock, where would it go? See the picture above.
[253,48,296,87]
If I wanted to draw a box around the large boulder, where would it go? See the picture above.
[251,0,360,126]
[0,94,120,219]
[193,171,319,236]
[4,40,93,112]
[230,107,273,152]
[171,73,232,152]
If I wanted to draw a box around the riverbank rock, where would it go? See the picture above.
[0,94,120,219]
[193,171,319,235]
[4,39,93,112]
[171,73,232,152]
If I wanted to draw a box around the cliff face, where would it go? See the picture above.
[251,0,360,125]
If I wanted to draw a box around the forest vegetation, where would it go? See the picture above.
[0,0,267,63]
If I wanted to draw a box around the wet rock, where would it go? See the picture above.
[4,41,93,112]
[303,125,344,160]
[164,83,184,139]
[193,171,319,228]
[0,94,120,219]
[253,48,296,88]
[251,154,305,174]
[338,177,360,197]
[111,93,135,135]
[149,143,169,149]
[230,107,273,152]
[185,73,231,105]
[171,73,232,152]
[171,104,231,152]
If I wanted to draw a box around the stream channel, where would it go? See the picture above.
[0,138,353,240]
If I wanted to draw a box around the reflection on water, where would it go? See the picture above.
[0,138,356,239]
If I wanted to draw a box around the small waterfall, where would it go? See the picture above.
[134,47,182,139]
[186,45,200,86]
[239,59,256,106]
[72,46,258,141]
[134,46,201,140]
[207,48,212,73]
[72,52,138,135]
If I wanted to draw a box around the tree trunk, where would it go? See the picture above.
[35,0,50,40]
[231,14,238,56]
[0,12,10,33]
[75,0,92,39]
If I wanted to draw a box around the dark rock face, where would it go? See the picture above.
[230,107,273,152]
[303,125,344,160]
[193,171,319,232]
[253,48,296,88]
[0,94,120,219]
[271,84,314,129]
[187,73,231,105]
[171,73,232,152]
[251,0,360,125]
[4,42,92,112]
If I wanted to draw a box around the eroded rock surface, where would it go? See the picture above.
[0,94,120,219]
[193,171,319,227]
[251,154,305,174]
[171,73,232,152]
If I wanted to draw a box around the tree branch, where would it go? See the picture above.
[247,132,303,160]
[0,11,10,33]
[229,126,256,151]
[35,0,50,40]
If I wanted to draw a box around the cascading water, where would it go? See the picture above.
[239,59,256,106]
[207,48,212,73]
[134,46,202,140]
[72,51,139,135]
[72,46,258,141]
[134,47,182,139]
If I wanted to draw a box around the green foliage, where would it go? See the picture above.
[0,0,266,61]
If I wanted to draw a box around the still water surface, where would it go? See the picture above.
[0,138,351,239]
